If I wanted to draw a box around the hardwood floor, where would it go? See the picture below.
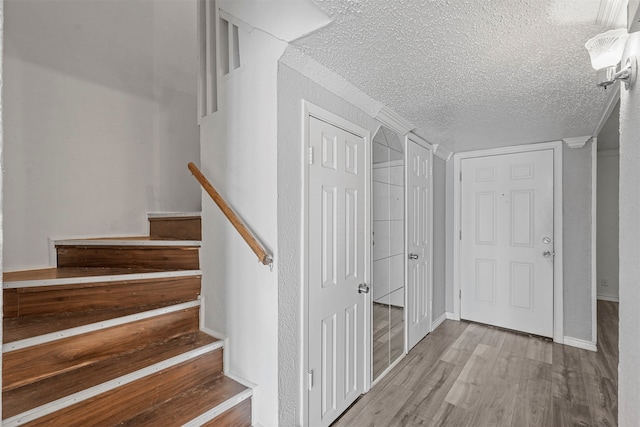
[334,300,618,427]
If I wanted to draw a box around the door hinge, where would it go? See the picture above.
[459,230,462,240]
[459,290,462,299]
[460,171,462,181]
[308,370,313,390]
[308,146,314,165]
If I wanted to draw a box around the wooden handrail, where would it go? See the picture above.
[188,162,273,267]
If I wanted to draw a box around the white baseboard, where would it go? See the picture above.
[199,325,227,341]
[224,371,257,390]
[446,312,458,320]
[200,327,230,372]
[564,336,597,352]
[432,312,447,330]
[597,295,619,302]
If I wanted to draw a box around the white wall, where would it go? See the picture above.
[445,159,455,314]
[151,1,201,213]
[0,0,5,419]
[618,32,640,427]
[596,151,619,301]
[562,142,594,342]
[198,19,285,426]
[432,156,446,319]
[3,0,199,271]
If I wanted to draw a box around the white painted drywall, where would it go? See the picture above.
[618,32,640,427]
[445,159,455,314]
[3,0,199,271]
[217,0,330,42]
[151,0,201,213]
[198,20,285,426]
[0,0,5,419]
[277,58,382,426]
[562,142,594,342]
[596,152,619,301]
[432,156,446,319]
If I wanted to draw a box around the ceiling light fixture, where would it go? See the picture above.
[585,28,636,89]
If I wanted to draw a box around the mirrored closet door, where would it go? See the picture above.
[371,126,405,381]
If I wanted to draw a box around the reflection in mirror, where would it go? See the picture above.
[371,125,405,381]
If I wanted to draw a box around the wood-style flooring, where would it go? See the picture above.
[334,300,618,427]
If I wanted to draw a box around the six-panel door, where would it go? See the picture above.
[308,116,366,427]
[460,149,554,337]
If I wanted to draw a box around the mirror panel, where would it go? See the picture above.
[371,125,405,381]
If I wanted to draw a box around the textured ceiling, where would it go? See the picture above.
[292,0,617,152]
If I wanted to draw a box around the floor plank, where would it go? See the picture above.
[332,300,619,427]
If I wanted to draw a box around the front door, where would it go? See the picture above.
[406,139,432,350]
[308,116,367,427]
[460,149,554,337]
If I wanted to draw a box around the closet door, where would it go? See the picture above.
[406,138,432,351]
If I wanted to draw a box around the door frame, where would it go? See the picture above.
[404,133,434,353]
[452,141,564,343]
[301,100,372,425]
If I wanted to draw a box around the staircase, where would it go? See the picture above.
[2,213,252,426]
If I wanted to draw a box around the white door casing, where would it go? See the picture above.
[460,149,555,337]
[306,113,369,427]
[406,137,433,350]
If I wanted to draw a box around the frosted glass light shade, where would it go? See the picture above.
[585,28,628,70]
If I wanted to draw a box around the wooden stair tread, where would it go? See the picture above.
[5,274,201,319]
[56,246,200,270]
[116,374,249,427]
[1,210,251,425]
[202,399,252,427]
[4,307,200,393]
[4,267,166,283]
[55,239,200,247]
[149,215,202,241]
[3,331,219,419]
[22,350,223,426]
[147,212,201,218]
[68,236,200,242]
[4,304,183,343]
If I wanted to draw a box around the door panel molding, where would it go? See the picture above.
[406,133,434,348]
[302,101,371,427]
[453,141,564,343]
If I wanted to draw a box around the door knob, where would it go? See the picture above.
[358,283,370,294]
[408,253,419,260]
[543,250,554,258]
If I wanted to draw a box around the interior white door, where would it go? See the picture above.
[460,149,554,337]
[308,116,366,427]
[406,140,432,350]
